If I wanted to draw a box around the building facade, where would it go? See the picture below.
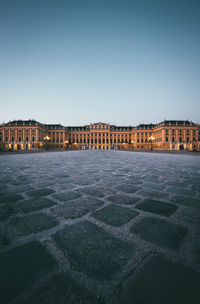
[0,120,199,152]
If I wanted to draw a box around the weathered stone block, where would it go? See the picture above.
[53,221,134,281]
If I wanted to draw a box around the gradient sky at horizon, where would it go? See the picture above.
[0,0,199,126]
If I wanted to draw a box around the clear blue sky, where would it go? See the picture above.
[0,0,199,126]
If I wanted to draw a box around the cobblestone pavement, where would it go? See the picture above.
[0,151,200,304]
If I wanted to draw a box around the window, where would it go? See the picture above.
[166,137,168,142]
[6,136,8,141]
[26,137,28,142]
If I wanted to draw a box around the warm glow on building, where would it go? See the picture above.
[0,120,199,152]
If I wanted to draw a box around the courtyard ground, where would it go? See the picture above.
[0,150,200,304]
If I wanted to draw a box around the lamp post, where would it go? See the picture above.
[64,140,69,150]
[149,136,155,151]
[44,135,50,151]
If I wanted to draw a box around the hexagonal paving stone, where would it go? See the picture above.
[25,273,102,304]
[167,186,196,197]
[143,182,166,191]
[0,194,23,205]
[18,197,56,213]
[130,217,188,249]
[115,184,141,194]
[171,196,200,209]
[0,241,57,303]
[7,184,34,194]
[120,255,200,304]
[10,214,58,236]
[0,234,9,246]
[53,191,81,202]
[78,187,106,198]
[53,197,104,219]
[55,183,75,192]
[136,199,178,217]
[136,189,169,200]
[107,194,140,205]
[26,188,55,198]
[0,205,16,221]
[53,221,134,281]
[91,204,139,227]
[143,175,161,183]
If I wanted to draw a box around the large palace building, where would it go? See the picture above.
[0,120,200,152]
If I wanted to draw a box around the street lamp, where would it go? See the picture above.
[148,136,155,151]
[44,135,50,151]
[64,140,69,150]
